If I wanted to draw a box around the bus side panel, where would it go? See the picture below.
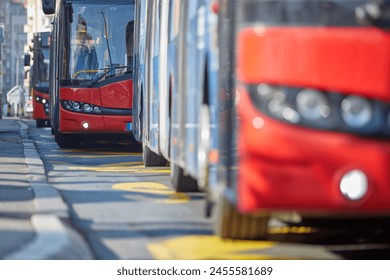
[183,0,206,179]
[204,0,220,189]
[132,0,147,142]
[147,0,161,153]
[169,0,186,166]
[158,0,171,160]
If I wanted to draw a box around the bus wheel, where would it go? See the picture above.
[171,164,199,192]
[214,195,269,240]
[36,120,46,128]
[143,145,167,167]
[55,131,81,148]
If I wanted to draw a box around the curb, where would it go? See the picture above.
[4,121,94,259]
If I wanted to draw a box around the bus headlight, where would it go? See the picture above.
[340,169,368,201]
[83,103,92,112]
[72,102,80,110]
[296,89,331,121]
[255,85,300,123]
[93,106,101,113]
[267,90,287,115]
[341,96,373,128]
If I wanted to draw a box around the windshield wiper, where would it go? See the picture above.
[82,65,131,87]
[101,10,113,68]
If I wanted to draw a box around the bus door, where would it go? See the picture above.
[133,0,149,142]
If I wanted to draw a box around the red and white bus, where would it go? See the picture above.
[30,32,51,128]
[213,0,390,239]
[42,0,135,148]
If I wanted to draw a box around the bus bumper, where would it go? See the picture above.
[60,108,132,133]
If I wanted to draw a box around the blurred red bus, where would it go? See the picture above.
[30,32,51,127]
[214,0,390,239]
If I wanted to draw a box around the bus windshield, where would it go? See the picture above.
[33,47,50,89]
[67,1,134,83]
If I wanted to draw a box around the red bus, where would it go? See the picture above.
[42,0,135,148]
[214,0,390,239]
[30,32,51,128]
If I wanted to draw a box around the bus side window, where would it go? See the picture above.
[126,20,134,66]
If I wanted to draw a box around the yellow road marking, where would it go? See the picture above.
[113,182,189,204]
[97,161,143,167]
[148,235,277,260]
[62,150,142,156]
[56,154,134,159]
[49,161,68,165]
[68,162,170,173]
[269,226,313,234]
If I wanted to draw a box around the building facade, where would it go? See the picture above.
[0,0,51,116]
[0,0,27,116]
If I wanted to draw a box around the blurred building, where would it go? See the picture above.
[25,0,52,39]
[0,0,51,117]
[0,0,27,116]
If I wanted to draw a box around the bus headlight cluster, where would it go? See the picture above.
[341,96,373,128]
[35,95,50,115]
[296,89,331,121]
[61,100,102,114]
[44,103,49,114]
[249,84,385,136]
[35,95,48,105]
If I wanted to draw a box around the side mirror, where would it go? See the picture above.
[24,53,31,67]
[42,0,56,15]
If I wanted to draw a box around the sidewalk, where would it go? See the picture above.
[0,117,35,258]
[0,117,93,259]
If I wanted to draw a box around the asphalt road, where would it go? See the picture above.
[2,117,390,260]
[29,120,213,259]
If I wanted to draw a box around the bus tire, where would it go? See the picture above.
[171,164,199,192]
[36,119,46,128]
[143,145,167,167]
[55,131,81,148]
[214,195,269,240]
